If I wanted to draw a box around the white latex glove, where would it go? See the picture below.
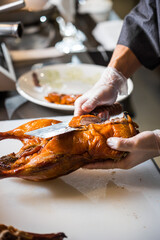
[74,66,128,116]
[84,130,160,170]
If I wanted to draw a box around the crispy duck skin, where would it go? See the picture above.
[0,224,67,240]
[45,92,81,105]
[0,114,138,181]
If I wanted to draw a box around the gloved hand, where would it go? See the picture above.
[84,130,160,170]
[74,66,128,116]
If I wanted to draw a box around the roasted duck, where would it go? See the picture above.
[0,114,138,181]
[45,92,81,105]
[32,72,80,105]
[0,115,137,181]
[0,224,66,240]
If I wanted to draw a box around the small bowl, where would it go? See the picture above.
[79,0,113,22]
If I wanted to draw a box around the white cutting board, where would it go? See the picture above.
[0,117,160,240]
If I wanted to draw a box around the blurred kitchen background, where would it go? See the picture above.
[0,0,159,165]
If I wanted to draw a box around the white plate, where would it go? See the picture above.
[16,64,134,111]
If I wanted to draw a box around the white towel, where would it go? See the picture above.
[92,20,123,50]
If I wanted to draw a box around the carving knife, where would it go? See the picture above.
[26,103,123,138]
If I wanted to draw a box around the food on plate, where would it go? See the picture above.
[32,72,41,87]
[31,72,81,105]
[45,92,81,105]
[0,113,138,181]
[0,224,67,240]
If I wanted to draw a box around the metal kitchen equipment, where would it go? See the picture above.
[26,104,123,138]
[0,0,56,26]
[0,0,25,91]
[0,0,25,13]
[26,120,77,138]
[0,21,23,38]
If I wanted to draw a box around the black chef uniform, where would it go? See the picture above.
[118,0,160,70]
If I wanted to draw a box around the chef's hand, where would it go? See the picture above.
[74,45,141,117]
[74,66,128,116]
[84,130,160,170]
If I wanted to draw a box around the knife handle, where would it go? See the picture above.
[90,102,123,120]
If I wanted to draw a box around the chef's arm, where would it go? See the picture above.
[118,0,160,70]
[74,44,141,116]
[74,0,160,116]
[108,44,141,78]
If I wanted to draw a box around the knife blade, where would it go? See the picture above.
[26,120,77,138]
[26,103,123,138]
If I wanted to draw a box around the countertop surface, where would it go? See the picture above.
[0,117,160,240]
